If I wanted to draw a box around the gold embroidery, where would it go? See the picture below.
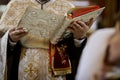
[0,0,74,80]
[24,63,39,78]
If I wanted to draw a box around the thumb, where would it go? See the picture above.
[9,27,16,32]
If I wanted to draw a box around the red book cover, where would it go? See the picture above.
[67,5,100,18]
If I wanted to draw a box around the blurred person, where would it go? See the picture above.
[0,0,93,80]
[0,11,2,18]
[76,12,120,80]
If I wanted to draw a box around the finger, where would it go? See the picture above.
[77,21,89,30]
[67,27,74,31]
[9,27,16,32]
[16,27,27,30]
[87,18,94,27]
[15,27,28,31]
[15,27,23,30]
[9,27,28,33]
[13,29,28,35]
[22,28,28,32]
[18,32,28,38]
[70,21,75,25]
[68,22,76,30]
[11,32,28,41]
[77,21,87,27]
[73,21,84,30]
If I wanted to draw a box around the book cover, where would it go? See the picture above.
[50,6,105,44]
[17,6,105,48]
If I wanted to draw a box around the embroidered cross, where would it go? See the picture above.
[24,63,39,77]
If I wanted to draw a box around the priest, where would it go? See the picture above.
[0,0,93,80]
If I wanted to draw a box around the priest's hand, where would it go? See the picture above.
[8,27,28,42]
[67,19,93,39]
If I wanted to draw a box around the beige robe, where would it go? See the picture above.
[0,0,74,80]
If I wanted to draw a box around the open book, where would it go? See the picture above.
[18,6,105,48]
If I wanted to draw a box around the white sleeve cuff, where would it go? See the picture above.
[9,39,17,47]
[74,39,85,47]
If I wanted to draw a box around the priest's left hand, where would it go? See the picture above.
[67,19,93,39]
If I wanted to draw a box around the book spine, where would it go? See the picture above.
[50,18,71,45]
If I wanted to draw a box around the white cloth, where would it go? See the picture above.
[74,39,85,47]
[75,28,115,80]
[0,0,74,80]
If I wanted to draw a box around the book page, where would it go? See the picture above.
[50,7,105,44]
[72,7,105,22]
[18,7,105,47]
[18,7,65,48]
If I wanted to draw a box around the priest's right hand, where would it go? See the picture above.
[8,27,28,42]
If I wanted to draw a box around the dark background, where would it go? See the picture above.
[0,0,10,5]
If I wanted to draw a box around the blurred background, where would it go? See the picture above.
[0,0,120,33]
[70,0,120,36]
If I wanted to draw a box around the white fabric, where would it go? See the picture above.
[0,0,74,80]
[0,30,9,79]
[74,39,85,47]
[76,28,115,80]
[9,39,17,46]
